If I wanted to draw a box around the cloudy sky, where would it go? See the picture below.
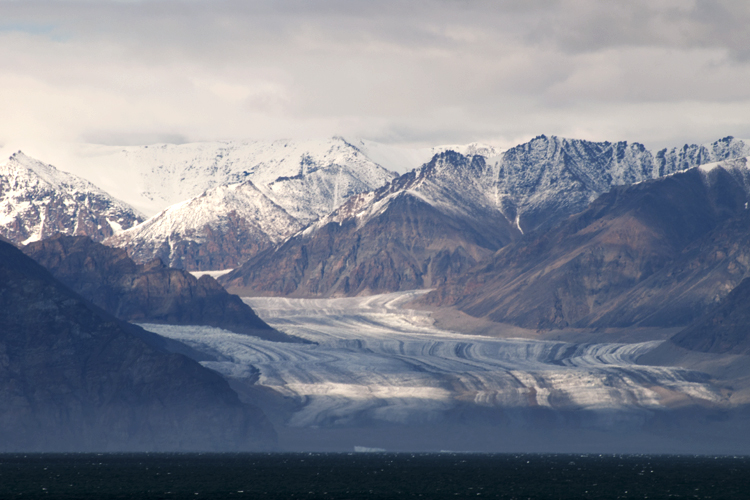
[1,0,750,156]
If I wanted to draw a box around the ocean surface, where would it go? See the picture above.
[1,453,748,499]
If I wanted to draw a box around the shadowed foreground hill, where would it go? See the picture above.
[0,239,276,451]
[23,235,302,343]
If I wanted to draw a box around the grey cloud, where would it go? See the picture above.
[0,0,749,152]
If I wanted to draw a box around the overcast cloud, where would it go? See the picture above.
[1,0,750,157]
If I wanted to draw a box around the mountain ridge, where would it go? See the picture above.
[104,181,303,270]
[23,234,302,342]
[422,158,750,330]
[0,152,143,246]
[220,136,750,297]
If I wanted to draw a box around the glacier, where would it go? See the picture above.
[140,291,721,431]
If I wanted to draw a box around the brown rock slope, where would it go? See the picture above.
[589,209,750,328]
[221,152,521,297]
[670,277,750,355]
[23,235,302,343]
[425,161,750,330]
[0,239,276,451]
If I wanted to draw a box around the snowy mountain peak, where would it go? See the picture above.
[0,152,143,245]
[697,156,750,198]
[105,180,303,270]
[655,136,750,177]
[6,151,110,197]
[314,151,504,235]
[66,137,401,219]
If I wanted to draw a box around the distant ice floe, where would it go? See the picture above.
[354,446,386,453]
[140,291,720,429]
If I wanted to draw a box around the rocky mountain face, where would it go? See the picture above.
[424,159,750,330]
[654,136,750,177]
[588,191,750,328]
[221,152,522,297]
[490,135,750,234]
[669,277,750,355]
[23,235,301,343]
[104,181,303,270]
[0,239,276,451]
[0,152,143,246]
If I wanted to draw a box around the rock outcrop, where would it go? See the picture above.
[23,235,302,343]
[0,239,276,451]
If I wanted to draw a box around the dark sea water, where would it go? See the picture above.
[1,453,749,499]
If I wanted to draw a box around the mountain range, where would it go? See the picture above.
[5,134,750,451]
[221,151,521,296]
[220,136,750,297]
[423,157,750,330]
[6,135,748,276]
[98,138,502,270]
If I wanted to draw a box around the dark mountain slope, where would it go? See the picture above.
[221,152,521,297]
[424,162,750,330]
[23,235,301,343]
[0,239,276,451]
[670,277,750,355]
[591,208,750,328]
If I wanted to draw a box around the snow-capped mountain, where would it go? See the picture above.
[492,136,655,233]
[90,137,502,270]
[221,136,750,297]
[0,152,143,246]
[70,137,401,219]
[655,136,750,176]
[488,135,750,234]
[349,138,501,175]
[106,181,303,270]
[221,152,522,297]
[424,157,750,330]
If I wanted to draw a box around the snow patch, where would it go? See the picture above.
[190,269,235,279]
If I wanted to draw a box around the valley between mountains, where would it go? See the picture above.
[3,135,750,452]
